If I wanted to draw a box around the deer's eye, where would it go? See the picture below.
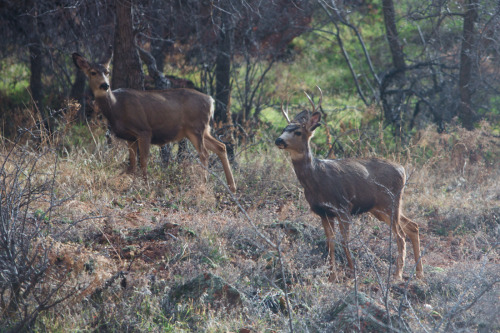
[294,131,302,136]
[90,71,97,76]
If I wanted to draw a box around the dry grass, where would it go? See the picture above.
[0,117,498,332]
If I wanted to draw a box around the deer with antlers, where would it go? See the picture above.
[275,88,423,281]
[72,52,236,192]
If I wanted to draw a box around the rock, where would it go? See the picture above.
[331,291,403,332]
[238,328,253,333]
[162,272,245,328]
[267,221,306,237]
[166,272,244,311]
[262,292,287,314]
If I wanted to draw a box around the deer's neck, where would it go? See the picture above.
[94,92,117,123]
[290,146,317,186]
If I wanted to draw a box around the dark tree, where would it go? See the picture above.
[318,0,500,137]
[214,6,233,125]
[0,0,116,131]
[458,0,479,130]
[27,2,44,114]
[382,0,405,72]
[135,0,313,126]
[112,0,143,90]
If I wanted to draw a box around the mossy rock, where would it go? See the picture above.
[168,272,244,309]
[331,291,404,332]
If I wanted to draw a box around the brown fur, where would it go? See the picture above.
[72,53,236,192]
[276,103,423,282]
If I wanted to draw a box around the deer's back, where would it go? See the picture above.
[302,157,406,217]
[109,88,213,145]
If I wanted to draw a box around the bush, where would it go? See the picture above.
[0,135,92,332]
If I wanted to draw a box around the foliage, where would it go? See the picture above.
[0,110,495,331]
[0,1,499,330]
[0,60,29,103]
[0,139,87,331]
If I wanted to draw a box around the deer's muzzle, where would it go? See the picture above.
[100,82,110,91]
[275,137,287,149]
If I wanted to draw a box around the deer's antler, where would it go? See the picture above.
[316,85,323,111]
[304,85,324,113]
[280,100,291,124]
[304,91,315,113]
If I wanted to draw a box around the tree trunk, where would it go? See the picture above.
[150,0,169,74]
[138,46,171,90]
[214,9,232,125]
[382,0,405,72]
[27,4,55,135]
[381,0,405,138]
[110,0,143,157]
[29,41,43,113]
[27,1,45,120]
[112,0,143,90]
[458,0,478,130]
[214,7,235,162]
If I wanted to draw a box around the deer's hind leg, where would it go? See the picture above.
[126,140,139,174]
[204,132,236,193]
[400,214,424,279]
[370,208,407,281]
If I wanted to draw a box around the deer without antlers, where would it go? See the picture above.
[72,52,236,192]
[275,88,423,281]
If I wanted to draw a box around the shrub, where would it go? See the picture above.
[0,136,92,332]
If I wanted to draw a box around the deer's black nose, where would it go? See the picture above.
[275,137,286,148]
[100,82,110,91]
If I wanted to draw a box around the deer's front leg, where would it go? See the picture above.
[137,134,152,180]
[321,215,338,282]
[338,215,354,276]
[392,223,407,281]
[127,140,138,174]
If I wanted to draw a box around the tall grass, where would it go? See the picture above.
[0,100,498,332]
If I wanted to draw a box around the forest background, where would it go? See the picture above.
[0,0,499,332]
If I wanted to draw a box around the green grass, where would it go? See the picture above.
[0,60,30,96]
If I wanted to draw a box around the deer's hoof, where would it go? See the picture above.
[393,273,404,281]
[328,273,341,283]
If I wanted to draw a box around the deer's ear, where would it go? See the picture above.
[101,45,113,70]
[72,53,90,72]
[103,58,112,71]
[308,111,322,131]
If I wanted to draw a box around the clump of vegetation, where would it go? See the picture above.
[1,1,499,331]
[0,136,102,331]
[0,111,497,331]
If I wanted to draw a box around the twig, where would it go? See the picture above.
[199,160,299,332]
[277,236,294,333]
[201,161,276,248]
[434,253,500,332]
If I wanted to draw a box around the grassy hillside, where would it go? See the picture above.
[0,110,498,331]
[0,11,499,331]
